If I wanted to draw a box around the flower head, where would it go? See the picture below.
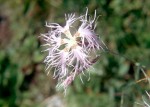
[41,9,106,92]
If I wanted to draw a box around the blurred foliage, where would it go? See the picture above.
[0,0,150,107]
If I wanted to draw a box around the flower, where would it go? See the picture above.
[41,8,106,92]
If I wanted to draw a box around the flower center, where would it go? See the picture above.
[61,29,78,51]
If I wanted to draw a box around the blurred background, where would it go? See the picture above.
[0,0,150,107]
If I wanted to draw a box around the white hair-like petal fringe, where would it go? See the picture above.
[41,9,106,93]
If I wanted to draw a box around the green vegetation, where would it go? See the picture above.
[0,0,150,107]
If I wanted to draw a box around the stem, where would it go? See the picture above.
[103,49,148,82]
[104,49,145,69]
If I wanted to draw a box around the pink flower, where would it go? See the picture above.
[41,9,106,92]
[78,10,100,51]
